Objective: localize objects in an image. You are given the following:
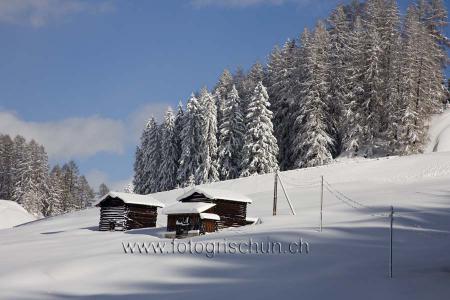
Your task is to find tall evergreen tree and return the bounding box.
[196,87,219,184]
[218,85,245,180]
[142,117,162,193]
[214,69,234,140]
[159,107,179,191]
[292,21,334,168]
[177,93,203,186]
[241,82,279,176]
[342,16,366,154]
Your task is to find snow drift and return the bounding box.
[0,200,36,230]
[426,109,450,153]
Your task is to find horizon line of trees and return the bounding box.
[0,134,96,217]
[133,0,448,194]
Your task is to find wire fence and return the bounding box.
[275,174,449,278]
[323,179,390,218]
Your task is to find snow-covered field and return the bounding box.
[1,112,450,299]
[425,109,450,153]
[1,151,450,299]
[0,200,36,230]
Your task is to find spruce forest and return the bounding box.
[0,134,95,217]
[134,0,449,194]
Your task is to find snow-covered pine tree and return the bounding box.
[241,82,279,177]
[214,69,234,141]
[141,117,162,193]
[0,135,14,200]
[159,107,179,191]
[342,16,366,155]
[267,40,299,170]
[362,7,384,152]
[292,21,334,168]
[397,4,444,154]
[61,161,81,212]
[241,62,266,115]
[380,0,402,145]
[30,141,50,216]
[77,176,95,208]
[233,66,247,100]
[177,93,203,186]
[218,85,245,180]
[48,165,64,216]
[133,119,153,194]
[418,0,448,111]
[11,136,33,206]
[173,102,184,184]
[124,183,134,193]
[196,87,219,184]
[328,5,351,155]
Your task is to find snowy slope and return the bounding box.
[0,200,36,230]
[425,109,450,153]
[1,152,450,299]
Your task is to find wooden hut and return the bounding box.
[96,192,164,231]
[176,187,252,229]
[162,202,220,238]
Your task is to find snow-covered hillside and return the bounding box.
[0,152,450,299]
[0,200,36,230]
[426,109,450,153]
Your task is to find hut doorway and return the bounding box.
[109,221,116,231]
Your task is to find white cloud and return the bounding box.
[0,100,172,160]
[0,110,126,159]
[0,0,114,27]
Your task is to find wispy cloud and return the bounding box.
[0,110,126,159]
[0,0,114,27]
[0,101,171,160]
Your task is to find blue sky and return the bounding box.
[0,0,448,191]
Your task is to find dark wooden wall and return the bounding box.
[202,219,217,233]
[99,205,126,231]
[179,193,248,229]
[208,200,247,228]
[125,205,158,230]
[98,197,158,231]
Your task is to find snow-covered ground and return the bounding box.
[425,109,450,153]
[0,200,36,230]
[1,111,450,299]
[1,151,450,299]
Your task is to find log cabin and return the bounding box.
[175,187,253,230]
[96,192,164,231]
[162,202,220,238]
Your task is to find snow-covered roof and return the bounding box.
[162,202,216,215]
[97,192,165,208]
[176,187,253,203]
[199,213,220,221]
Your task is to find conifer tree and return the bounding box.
[241,82,279,176]
[293,21,334,168]
[142,117,161,193]
[159,107,179,191]
[218,85,245,180]
[196,87,219,184]
[178,94,203,186]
